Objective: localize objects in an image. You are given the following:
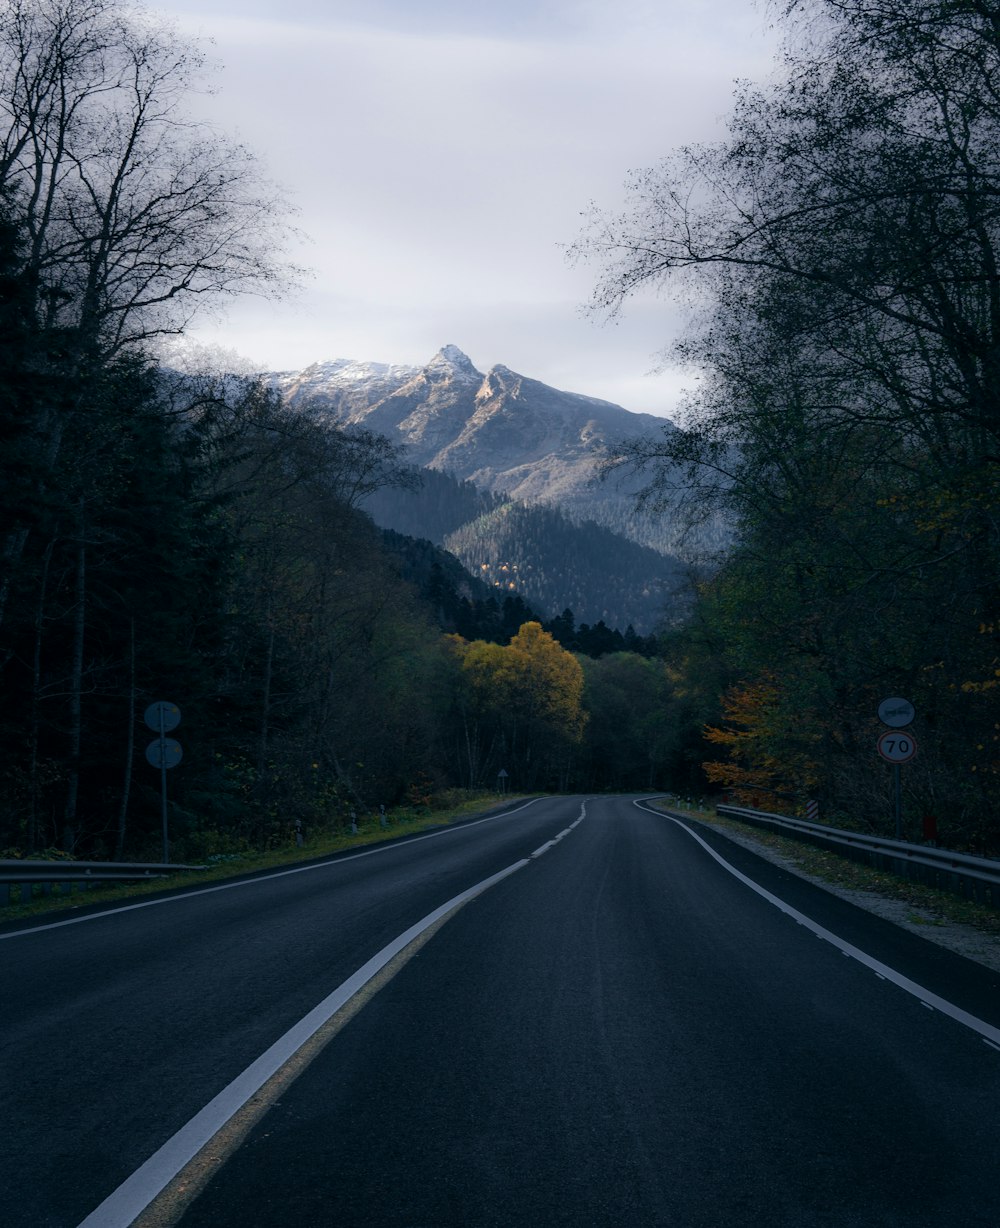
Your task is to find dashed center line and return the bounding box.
[532,801,587,859]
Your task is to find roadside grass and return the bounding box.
[652,799,1000,938]
[0,793,531,926]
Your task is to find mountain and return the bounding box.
[363,465,507,545]
[272,345,695,556]
[270,346,722,633]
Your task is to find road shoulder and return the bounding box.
[649,801,1000,974]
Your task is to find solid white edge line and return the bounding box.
[635,799,1000,1049]
[2,799,545,941]
[75,858,531,1228]
[76,798,594,1226]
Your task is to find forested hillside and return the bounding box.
[443,501,689,632]
[362,465,508,543]
[363,463,690,633]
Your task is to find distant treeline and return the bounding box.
[381,532,663,658]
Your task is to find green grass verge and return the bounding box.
[0,793,532,926]
[652,800,1000,938]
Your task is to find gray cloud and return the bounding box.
[155,0,777,416]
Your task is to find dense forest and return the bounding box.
[3,0,1000,864]
[577,0,1000,852]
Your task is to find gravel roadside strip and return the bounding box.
[662,806,1000,975]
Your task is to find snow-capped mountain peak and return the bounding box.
[428,344,481,379]
[269,346,678,550]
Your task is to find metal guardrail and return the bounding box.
[715,805,1000,907]
[0,859,205,906]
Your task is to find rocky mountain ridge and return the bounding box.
[272,345,681,553]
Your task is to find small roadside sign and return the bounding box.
[143,699,183,864]
[877,730,917,764]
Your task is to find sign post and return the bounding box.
[497,768,508,796]
[877,699,915,840]
[144,702,182,863]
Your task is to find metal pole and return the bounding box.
[159,709,169,863]
[894,763,902,841]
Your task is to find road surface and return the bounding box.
[3,795,999,1226]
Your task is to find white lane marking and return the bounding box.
[1,799,546,941]
[75,858,531,1228]
[635,800,1000,1049]
[531,801,587,859]
[985,1040,1000,1053]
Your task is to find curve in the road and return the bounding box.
[1,798,547,944]
[75,801,589,1228]
[638,799,1000,1050]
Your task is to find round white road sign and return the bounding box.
[877,730,917,764]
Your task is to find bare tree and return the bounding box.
[0,0,299,624]
[0,0,295,350]
[573,0,1000,462]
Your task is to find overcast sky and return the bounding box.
[154,0,779,418]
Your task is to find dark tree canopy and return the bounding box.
[573,0,1000,847]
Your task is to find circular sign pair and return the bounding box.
[143,701,183,769]
[876,696,916,762]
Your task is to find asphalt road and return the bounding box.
[4,795,1000,1227]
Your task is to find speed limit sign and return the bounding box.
[877,730,917,764]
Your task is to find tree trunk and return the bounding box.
[62,510,86,853]
[114,617,136,861]
[257,623,275,789]
[463,716,481,789]
[27,537,56,853]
